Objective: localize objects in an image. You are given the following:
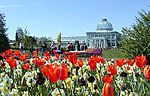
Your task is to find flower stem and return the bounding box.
[64,81,68,95]
[56,83,62,96]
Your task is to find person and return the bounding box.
[42,42,47,55]
[35,46,39,53]
[77,43,80,51]
[67,42,70,51]
[29,46,34,57]
[75,44,78,51]
[83,43,87,51]
[80,44,84,51]
[19,42,24,53]
[74,41,80,51]
[85,44,87,50]
[57,41,61,50]
[70,43,74,51]
[50,42,56,55]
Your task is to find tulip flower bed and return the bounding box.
[0,49,150,96]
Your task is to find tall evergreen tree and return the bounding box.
[0,13,10,53]
[121,10,150,64]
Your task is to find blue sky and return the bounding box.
[0,0,149,40]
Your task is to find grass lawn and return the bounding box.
[103,49,127,59]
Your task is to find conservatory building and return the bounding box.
[34,18,121,49]
[86,18,121,48]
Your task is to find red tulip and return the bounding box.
[6,57,11,64]
[116,59,125,67]
[14,50,22,56]
[77,59,84,67]
[126,59,134,66]
[69,53,77,65]
[55,54,59,59]
[126,65,130,70]
[1,52,6,58]
[32,59,36,64]
[5,56,16,69]
[64,55,69,60]
[7,58,16,69]
[53,50,57,54]
[100,57,105,64]
[41,64,61,83]
[49,65,61,83]
[108,64,117,76]
[20,55,27,61]
[44,51,50,57]
[102,75,113,84]
[41,65,50,77]
[41,63,69,83]
[10,59,17,69]
[5,49,13,56]
[33,51,37,58]
[24,53,29,58]
[96,56,105,64]
[95,56,101,63]
[88,56,97,70]
[23,63,30,70]
[102,83,114,96]
[134,55,147,68]
[60,63,68,80]
[45,56,50,61]
[36,58,44,67]
[143,65,150,80]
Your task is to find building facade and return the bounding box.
[19,18,121,50]
[59,18,121,49]
[86,18,121,49]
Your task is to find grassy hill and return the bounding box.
[103,49,127,59]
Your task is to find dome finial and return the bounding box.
[102,18,107,21]
[96,18,113,32]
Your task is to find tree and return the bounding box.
[22,35,37,49]
[57,32,61,50]
[121,10,150,64]
[0,13,10,53]
[15,27,24,49]
[15,27,37,50]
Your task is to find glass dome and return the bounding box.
[96,18,113,31]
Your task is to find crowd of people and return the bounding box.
[18,41,88,56]
[67,42,87,51]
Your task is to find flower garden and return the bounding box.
[0,49,150,96]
